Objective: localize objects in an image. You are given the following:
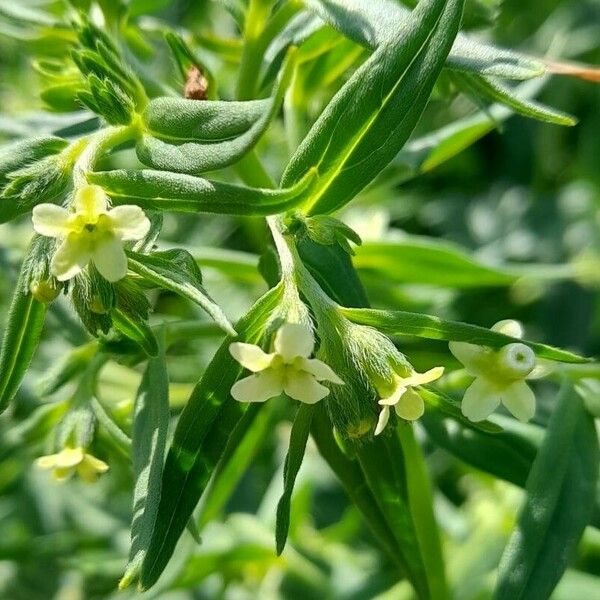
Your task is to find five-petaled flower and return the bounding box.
[32,184,150,282]
[450,319,537,422]
[374,367,444,435]
[229,322,344,404]
[36,446,109,483]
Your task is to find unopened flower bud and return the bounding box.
[30,280,60,303]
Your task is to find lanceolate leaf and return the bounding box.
[142,97,271,143]
[296,237,369,307]
[136,49,296,175]
[305,0,545,80]
[309,405,405,565]
[139,284,283,590]
[275,403,314,555]
[340,308,590,364]
[454,72,576,126]
[120,332,170,589]
[282,0,464,215]
[126,249,236,336]
[423,411,600,530]
[355,435,432,599]
[353,239,517,288]
[0,135,67,186]
[422,411,543,489]
[88,167,316,215]
[494,383,600,600]
[197,403,275,528]
[0,257,47,413]
[112,308,159,358]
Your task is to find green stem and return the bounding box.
[73,121,141,188]
[236,0,273,100]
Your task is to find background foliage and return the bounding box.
[0,0,599,599]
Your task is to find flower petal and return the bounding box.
[502,380,536,422]
[36,454,58,469]
[51,234,92,281]
[92,235,128,282]
[284,370,329,404]
[231,369,284,402]
[78,454,109,483]
[449,341,494,376]
[298,357,344,384]
[229,342,274,372]
[74,184,108,220]
[492,319,523,339]
[379,385,407,406]
[274,322,314,360]
[374,405,390,436]
[394,388,424,421]
[32,204,71,237]
[108,205,151,241]
[401,366,444,387]
[53,467,75,482]
[461,377,502,422]
[53,447,85,468]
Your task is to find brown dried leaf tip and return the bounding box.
[184,66,209,100]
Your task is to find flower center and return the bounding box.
[496,343,535,379]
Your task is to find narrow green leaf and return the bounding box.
[88,166,316,215]
[355,435,431,598]
[353,239,517,288]
[112,308,159,357]
[397,424,449,600]
[341,307,591,364]
[306,0,545,80]
[310,405,404,566]
[143,97,271,143]
[422,411,542,491]
[139,285,283,590]
[422,410,600,530]
[392,78,549,178]
[126,249,235,336]
[455,72,577,126]
[198,403,275,527]
[282,0,465,215]
[0,135,67,186]
[275,403,314,555]
[0,259,47,413]
[494,383,600,599]
[296,237,369,307]
[136,48,296,175]
[120,332,170,589]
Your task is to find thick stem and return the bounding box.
[72,121,141,188]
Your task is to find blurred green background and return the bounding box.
[0,0,599,598]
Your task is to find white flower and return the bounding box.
[32,184,151,282]
[374,366,444,435]
[36,446,109,483]
[449,319,537,422]
[229,322,344,404]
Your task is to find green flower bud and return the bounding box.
[30,280,61,304]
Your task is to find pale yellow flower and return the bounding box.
[36,446,109,483]
[450,319,537,422]
[229,322,344,404]
[374,367,444,435]
[32,184,150,282]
